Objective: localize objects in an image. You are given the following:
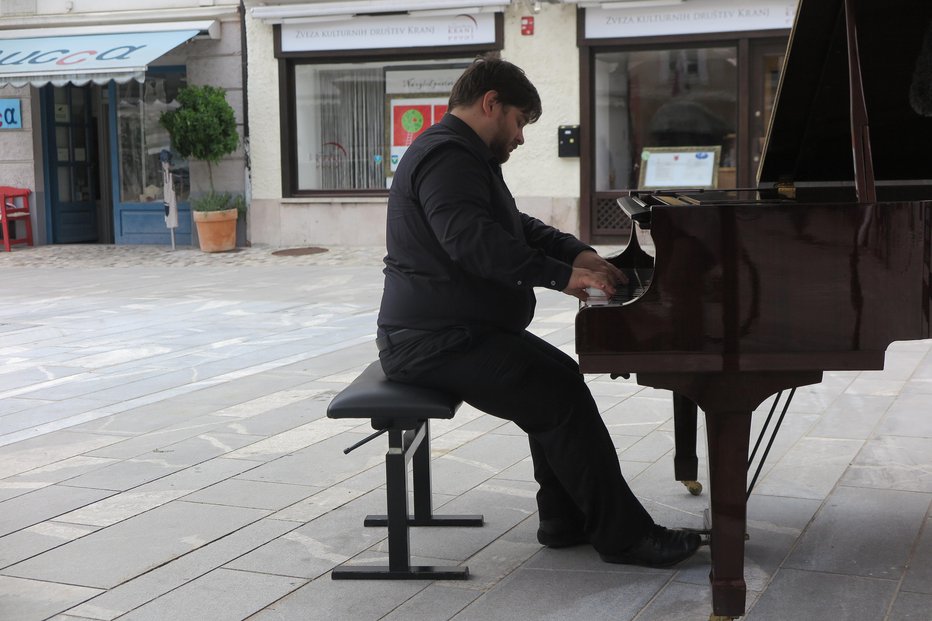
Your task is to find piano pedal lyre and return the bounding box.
[698,511,751,543]
[681,527,712,547]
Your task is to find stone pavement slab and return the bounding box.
[4,502,270,588]
[65,519,299,620]
[0,575,101,621]
[0,484,116,537]
[449,565,670,621]
[784,486,929,579]
[115,568,304,621]
[744,568,897,621]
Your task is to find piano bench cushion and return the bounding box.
[327,361,462,431]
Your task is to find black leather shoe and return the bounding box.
[537,520,588,549]
[598,526,701,568]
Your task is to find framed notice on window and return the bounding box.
[386,95,448,174]
[638,146,721,190]
[383,64,466,179]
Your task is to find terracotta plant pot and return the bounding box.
[193,208,238,252]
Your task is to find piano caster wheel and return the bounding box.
[709,615,739,621]
[682,480,703,495]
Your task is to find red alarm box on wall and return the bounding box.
[521,16,534,36]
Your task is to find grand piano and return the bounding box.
[576,0,932,618]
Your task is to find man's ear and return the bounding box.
[480,90,499,116]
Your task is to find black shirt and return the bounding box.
[378,114,593,334]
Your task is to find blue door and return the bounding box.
[42,85,99,243]
[108,69,192,245]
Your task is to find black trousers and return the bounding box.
[379,327,653,554]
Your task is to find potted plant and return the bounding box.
[159,84,242,252]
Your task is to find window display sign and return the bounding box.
[638,146,721,189]
[384,64,464,176]
[385,66,464,95]
[388,97,448,173]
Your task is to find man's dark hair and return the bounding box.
[448,55,542,123]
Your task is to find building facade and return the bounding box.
[0,0,245,246]
[1,0,797,248]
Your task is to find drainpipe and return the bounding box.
[239,0,251,244]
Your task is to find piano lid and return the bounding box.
[758,0,932,188]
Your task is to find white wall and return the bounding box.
[501,2,581,234]
[501,2,580,200]
[244,11,282,201]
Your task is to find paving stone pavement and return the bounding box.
[0,243,929,621]
[0,243,385,268]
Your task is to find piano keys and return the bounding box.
[584,267,652,306]
[575,0,932,618]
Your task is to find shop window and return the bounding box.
[594,47,737,191]
[116,69,190,204]
[292,59,470,192]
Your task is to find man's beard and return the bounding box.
[489,137,512,164]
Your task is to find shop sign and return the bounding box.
[0,99,22,129]
[585,0,797,39]
[281,12,496,52]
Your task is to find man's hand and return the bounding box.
[563,267,615,301]
[572,250,627,285]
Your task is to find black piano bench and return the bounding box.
[326,361,484,580]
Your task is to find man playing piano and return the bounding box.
[376,55,700,567]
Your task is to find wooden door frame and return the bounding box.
[745,38,790,187]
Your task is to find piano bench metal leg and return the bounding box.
[331,422,482,582]
[364,515,484,527]
[332,565,469,580]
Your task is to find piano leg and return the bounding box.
[704,408,752,619]
[636,370,822,620]
[672,393,702,495]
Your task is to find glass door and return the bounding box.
[584,36,791,242]
[590,45,738,237]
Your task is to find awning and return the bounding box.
[0,23,212,88]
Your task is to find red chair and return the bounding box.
[0,186,33,252]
